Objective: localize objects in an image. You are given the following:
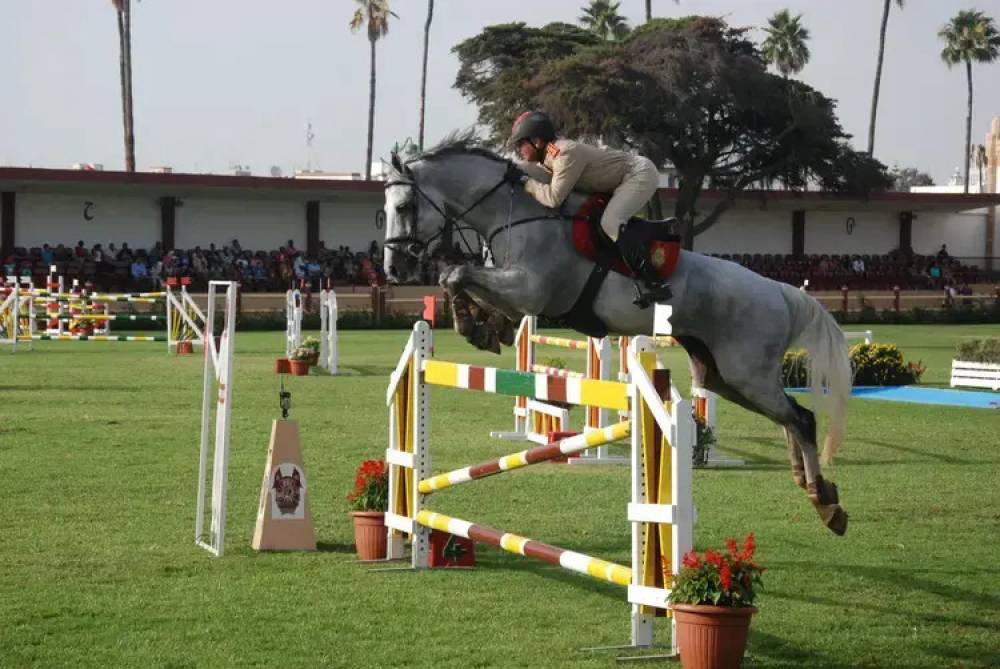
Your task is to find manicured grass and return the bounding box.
[1,324,998,668]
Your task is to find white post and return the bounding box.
[285,289,303,357]
[319,289,338,374]
[195,281,237,557]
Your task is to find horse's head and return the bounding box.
[382,152,448,284]
[382,137,514,284]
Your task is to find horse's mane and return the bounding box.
[408,130,508,166]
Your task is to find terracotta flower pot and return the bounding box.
[275,358,291,374]
[672,604,757,669]
[304,351,319,366]
[177,341,194,355]
[351,511,387,561]
[289,360,311,376]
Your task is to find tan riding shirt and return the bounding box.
[522,139,640,208]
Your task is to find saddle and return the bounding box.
[553,195,681,338]
[571,195,681,279]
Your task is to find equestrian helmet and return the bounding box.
[509,111,556,146]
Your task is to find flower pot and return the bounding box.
[672,604,757,669]
[289,360,311,376]
[176,341,194,355]
[275,358,291,374]
[304,351,319,366]
[351,511,387,561]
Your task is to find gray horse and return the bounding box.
[382,138,852,535]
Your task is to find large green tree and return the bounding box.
[453,18,889,246]
[579,1,629,41]
[760,9,810,78]
[351,0,397,180]
[111,0,135,172]
[938,10,1000,193]
[868,0,904,155]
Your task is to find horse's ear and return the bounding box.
[390,151,403,174]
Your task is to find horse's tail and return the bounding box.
[782,284,852,464]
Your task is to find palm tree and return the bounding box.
[579,0,629,41]
[939,10,1000,193]
[111,0,135,172]
[350,0,397,180]
[974,144,988,192]
[644,0,679,22]
[867,0,904,156]
[417,0,434,152]
[760,9,811,78]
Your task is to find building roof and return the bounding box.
[1,167,998,212]
[0,167,384,201]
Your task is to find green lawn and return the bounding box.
[1,324,998,668]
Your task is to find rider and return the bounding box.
[507,110,672,305]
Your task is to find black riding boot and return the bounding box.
[616,223,673,308]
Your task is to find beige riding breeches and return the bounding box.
[599,156,659,240]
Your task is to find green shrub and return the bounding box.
[954,338,1000,364]
[782,343,925,387]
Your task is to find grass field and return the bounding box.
[1,324,998,668]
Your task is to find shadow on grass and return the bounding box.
[316,541,358,554]
[848,437,979,465]
[335,365,395,377]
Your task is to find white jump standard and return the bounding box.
[194,281,238,557]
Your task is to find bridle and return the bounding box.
[383,159,563,264]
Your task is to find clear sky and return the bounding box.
[2,0,998,184]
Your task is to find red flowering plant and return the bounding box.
[668,533,764,607]
[347,460,389,512]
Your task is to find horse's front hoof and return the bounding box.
[814,502,848,536]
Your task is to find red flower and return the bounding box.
[739,533,756,561]
[726,537,739,560]
[720,562,732,591]
[682,551,702,569]
[705,550,724,568]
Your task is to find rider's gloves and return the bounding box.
[504,162,527,185]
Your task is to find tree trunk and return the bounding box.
[418,0,434,152]
[115,9,131,172]
[365,37,377,180]
[964,58,972,194]
[123,0,135,172]
[867,0,891,156]
[645,0,652,22]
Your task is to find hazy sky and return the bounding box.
[3,0,999,184]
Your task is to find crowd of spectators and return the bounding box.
[1,239,386,292]
[714,244,984,292]
[3,239,988,294]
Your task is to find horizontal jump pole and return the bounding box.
[17,291,167,299]
[530,334,589,350]
[422,360,629,411]
[530,363,584,379]
[19,335,167,342]
[415,510,632,587]
[38,314,167,322]
[419,421,630,494]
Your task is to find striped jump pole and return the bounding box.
[416,510,632,586]
[22,335,167,342]
[493,315,621,464]
[40,314,167,322]
[419,421,630,493]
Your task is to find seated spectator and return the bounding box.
[74,241,88,258]
[286,239,298,257]
[130,258,150,287]
[937,244,949,261]
[40,244,54,265]
[851,256,865,274]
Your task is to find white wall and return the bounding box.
[912,212,990,259]
[319,194,383,253]
[804,210,898,255]
[15,193,159,249]
[176,199,304,250]
[694,210,792,254]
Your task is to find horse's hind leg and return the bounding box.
[684,340,847,535]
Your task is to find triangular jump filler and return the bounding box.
[252,420,317,551]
